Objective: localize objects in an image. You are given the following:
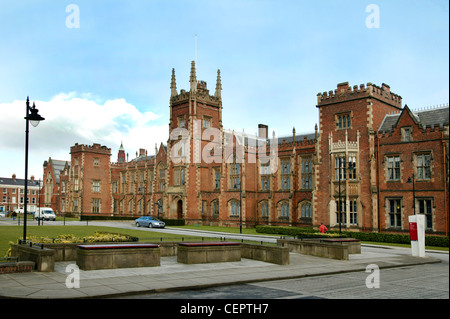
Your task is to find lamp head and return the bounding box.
[26,101,45,127]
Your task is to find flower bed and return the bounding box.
[24,231,139,244]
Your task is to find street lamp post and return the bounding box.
[407,173,416,215]
[23,97,45,243]
[154,202,161,219]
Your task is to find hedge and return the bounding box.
[79,215,186,226]
[256,226,449,248]
[160,218,185,226]
[23,231,139,244]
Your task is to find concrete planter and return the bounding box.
[242,243,289,265]
[76,244,161,270]
[177,242,241,264]
[277,238,361,260]
[10,244,55,272]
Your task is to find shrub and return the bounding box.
[255,226,345,239]
[161,218,185,226]
[256,226,449,247]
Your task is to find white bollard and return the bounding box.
[408,214,425,257]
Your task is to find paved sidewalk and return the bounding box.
[0,246,442,299]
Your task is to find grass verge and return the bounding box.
[0,225,197,256]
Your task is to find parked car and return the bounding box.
[135,216,165,228]
[35,207,56,221]
[0,212,6,218]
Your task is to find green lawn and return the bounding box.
[0,225,199,257]
[171,225,278,236]
[2,224,446,257]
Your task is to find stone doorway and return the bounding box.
[177,199,183,219]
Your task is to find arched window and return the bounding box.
[300,201,312,218]
[260,201,269,218]
[278,201,289,219]
[211,199,219,216]
[229,200,240,217]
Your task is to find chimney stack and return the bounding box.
[258,124,268,139]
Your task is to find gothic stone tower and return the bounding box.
[166,61,223,223]
[314,82,402,232]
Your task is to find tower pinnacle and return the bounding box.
[215,69,222,99]
[171,68,177,97]
[190,60,197,92]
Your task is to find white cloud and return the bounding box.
[0,93,168,179]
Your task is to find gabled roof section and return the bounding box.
[50,159,69,184]
[379,104,449,133]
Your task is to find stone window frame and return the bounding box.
[401,126,412,142]
[300,156,313,190]
[277,200,289,219]
[92,198,101,214]
[259,200,269,218]
[279,157,291,191]
[335,112,352,130]
[414,152,432,181]
[177,115,186,129]
[299,200,312,219]
[202,115,212,129]
[387,197,403,229]
[229,199,240,217]
[384,154,402,181]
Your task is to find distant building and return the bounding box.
[0,174,41,213]
[40,62,449,234]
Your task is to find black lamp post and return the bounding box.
[23,97,45,243]
[407,173,416,215]
[154,202,162,219]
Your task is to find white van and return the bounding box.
[35,207,56,221]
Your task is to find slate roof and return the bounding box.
[379,106,449,133]
[277,132,316,144]
[0,177,40,188]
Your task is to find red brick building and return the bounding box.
[0,174,41,213]
[40,62,449,234]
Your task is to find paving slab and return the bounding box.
[0,246,442,299]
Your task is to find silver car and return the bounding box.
[135,216,166,228]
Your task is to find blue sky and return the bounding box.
[0,0,448,179]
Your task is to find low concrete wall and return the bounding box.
[10,244,55,272]
[242,243,289,265]
[144,241,178,257]
[177,242,242,264]
[278,238,353,260]
[76,244,161,270]
[303,238,361,255]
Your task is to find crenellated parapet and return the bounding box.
[317,82,402,109]
[70,143,111,155]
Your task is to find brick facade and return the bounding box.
[0,174,40,213]
[40,62,449,234]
